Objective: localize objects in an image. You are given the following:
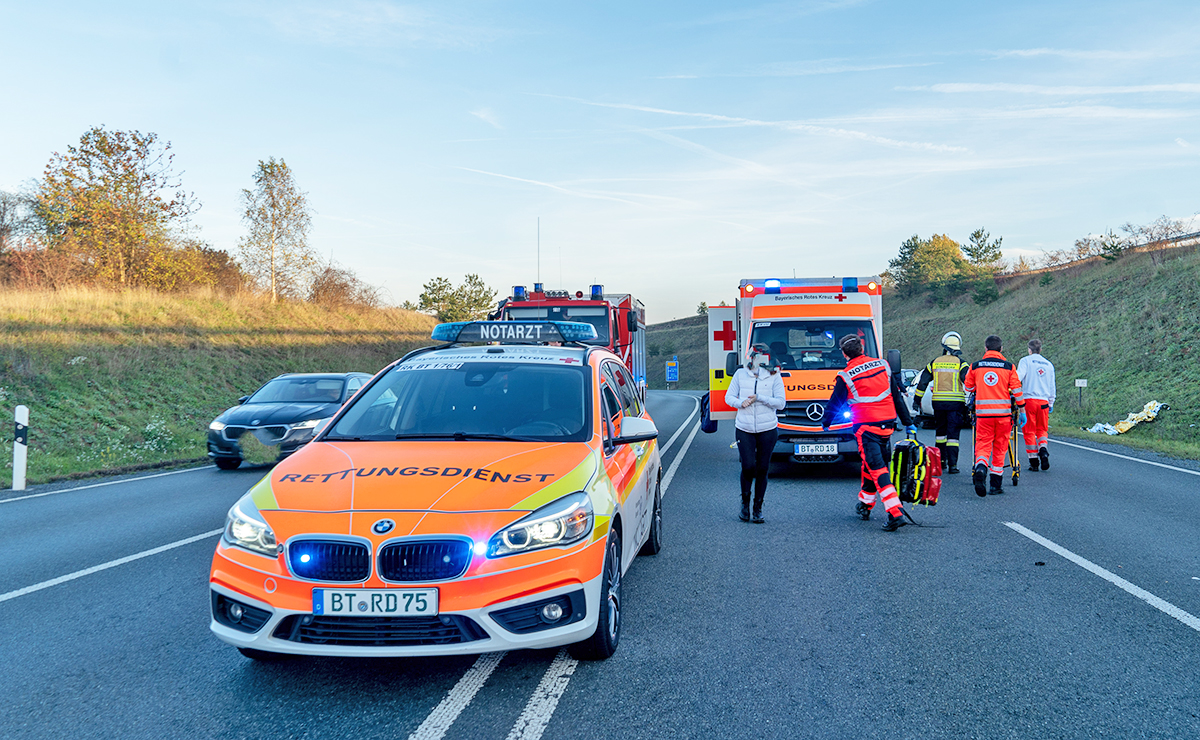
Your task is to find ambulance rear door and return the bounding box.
[707,304,739,420]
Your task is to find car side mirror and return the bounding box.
[886,349,901,375]
[626,311,638,333]
[237,395,250,405]
[614,416,658,446]
[725,351,738,377]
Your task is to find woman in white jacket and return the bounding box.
[725,343,787,523]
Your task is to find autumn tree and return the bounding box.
[238,157,315,302]
[418,274,498,322]
[32,126,197,288]
[309,259,381,308]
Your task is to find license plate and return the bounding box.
[795,443,837,455]
[313,588,438,616]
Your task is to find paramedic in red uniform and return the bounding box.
[1017,338,1056,472]
[821,335,915,532]
[963,335,1024,497]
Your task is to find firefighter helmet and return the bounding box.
[941,331,962,352]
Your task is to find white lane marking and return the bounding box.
[505,649,578,740]
[0,465,213,505]
[0,528,223,604]
[1050,437,1200,477]
[659,395,700,456]
[407,651,505,740]
[661,419,701,498]
[1003,521,1200,633]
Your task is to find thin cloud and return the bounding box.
[537,94,969,153]
[455,167,652,208]
[1178,138,1193,148]
[902,83,1200,95]
[685,0,872,26]
[991,48,1174,60]
[469,108,503,129]
[245,1,497,48]
[814,105,1193,124]
[655,60,936,79]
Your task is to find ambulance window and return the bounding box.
[601,385,621,444]
[749,321,878,370]
[605,362,641,417]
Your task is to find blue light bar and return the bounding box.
[533,282,544,293]
[513,285,528,301]
[764,278,781,294]
[590,284,603,300]
[431,321,598,344]
[842,277,859,293]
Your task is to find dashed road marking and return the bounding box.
[0,528,223,604]
[407,651,506,740]
[659,394,699,457]
[1004,521,1200,633]
[1050,438,1200,477]
[0,465,213,505]
[505,649,578,740]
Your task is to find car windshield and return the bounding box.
[249,377,345,404]
[505,306,610,346]
[749,320,879,370]
[327,361,589,442]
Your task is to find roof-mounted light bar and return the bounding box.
[432,321,599,344]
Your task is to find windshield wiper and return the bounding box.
[394,432,541,442]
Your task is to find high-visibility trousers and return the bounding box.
[856,425,901,514]
[974,415,1012,477]
[1023,400,1050,458]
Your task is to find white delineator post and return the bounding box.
[13,405,28,491]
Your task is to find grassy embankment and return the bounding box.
[0,288,437,485]
[647,248,1199,459]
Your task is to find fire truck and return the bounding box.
[495,283,647,395]
[707,276,901,463]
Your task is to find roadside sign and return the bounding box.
[1075,379,1088,387]
[665,357,679,383]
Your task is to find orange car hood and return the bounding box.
[254,439,598,514]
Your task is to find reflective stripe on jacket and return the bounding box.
[915,353,969,404]
[836,356,896,424]
[964,350,1024,417]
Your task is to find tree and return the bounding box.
[32,126,197,288]
[886,234,924,290]
[309,259,381,308]
[964,228,1004,267]
[697,301,708,315]
[0,190,33,252]
[418,274,498,322]
[238,157,315,302]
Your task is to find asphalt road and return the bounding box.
[3,391,1199,739]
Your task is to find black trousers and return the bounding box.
[932,401,966,469]
[736,427,778,504]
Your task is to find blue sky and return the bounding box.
[2,0,1198,321]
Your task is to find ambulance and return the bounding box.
[496,283,647,397]
[707,277,899,463]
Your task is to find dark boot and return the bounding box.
[947,445,960,474]
[882,509,907,532]
[973,464,987,497]
[856,502,872,521]
[1029,456,1040,472]
[1039,447,1050,471]
[751,498,765,523]
[739,494,750,522]
[988,474,1004,495]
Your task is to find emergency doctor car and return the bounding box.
[209,321,663,661]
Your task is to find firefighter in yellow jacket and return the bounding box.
[913,331,970,474]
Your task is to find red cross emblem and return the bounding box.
[713,321,736,351]
[834,294,847,302]
[559,357,580,364]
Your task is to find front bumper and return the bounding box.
[209,537,606,657]
[206,429,313,462]
[774,429,858,463]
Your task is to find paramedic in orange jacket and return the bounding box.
[821,335,915,532]
[963,335,1024,497]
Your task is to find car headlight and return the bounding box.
[488,491,593,558]
[222,495,278,557]
[209,420,227,431]
[289,418,328,432]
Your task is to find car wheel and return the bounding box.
[215,458,242,471]
[638,479,662,556]
[237,647,293,662]
[568,531,621,661]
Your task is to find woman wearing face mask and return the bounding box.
[724,343,787,523]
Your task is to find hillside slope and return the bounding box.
[646,315,708,390]
[0,289,437,484]
[884,247,1199,458]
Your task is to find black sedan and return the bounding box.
[207,372,372,470]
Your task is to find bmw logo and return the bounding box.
[252,419,261,425]
[372,519,395,535]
